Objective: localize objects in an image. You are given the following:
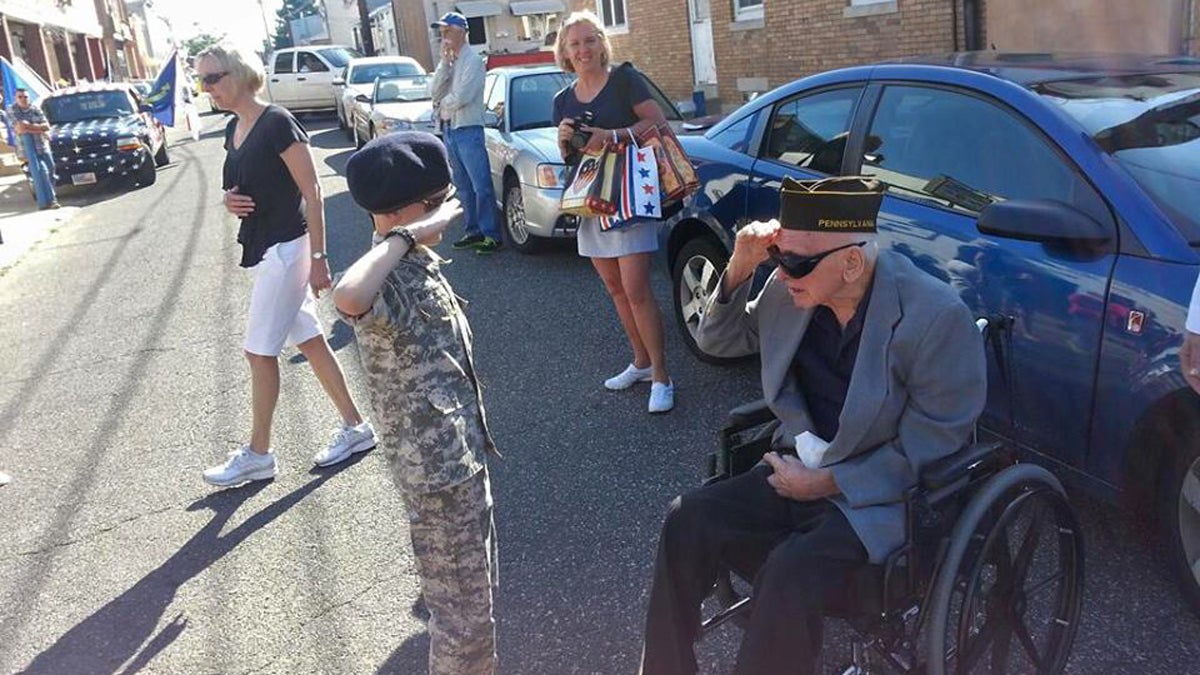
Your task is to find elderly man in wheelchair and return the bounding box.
[639,177,1084,675]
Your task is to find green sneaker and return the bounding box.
[452,234,485,250]
[475,237,502,255]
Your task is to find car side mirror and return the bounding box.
[483,110,501,128]
[355,93,371,104]
[332,78,345,86]
[977,199,1113,259]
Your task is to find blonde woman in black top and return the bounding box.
[197,44,375,487]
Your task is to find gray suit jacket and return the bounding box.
[697,250,987,563]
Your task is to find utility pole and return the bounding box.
[258,0,275,52]
[357,0,375,55]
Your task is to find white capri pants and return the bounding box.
[244,234,323,357]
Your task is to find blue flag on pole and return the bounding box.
[146,50,178,127]
[1,56,52,148]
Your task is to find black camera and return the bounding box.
[569,110,596,152]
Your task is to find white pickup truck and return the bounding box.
[265,46,360,112]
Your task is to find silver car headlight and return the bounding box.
[379,118,412,133]
[535,163,568,189]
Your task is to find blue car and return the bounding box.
[664,53,1200,614]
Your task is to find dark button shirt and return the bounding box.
[792,291,871,442]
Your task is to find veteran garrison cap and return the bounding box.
[779,175,886,233]
[346,131,451,214]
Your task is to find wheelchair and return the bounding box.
[697,399,1085,675]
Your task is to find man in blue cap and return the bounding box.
[334,131,499,675]
[429,11,502,255]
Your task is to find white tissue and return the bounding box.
[794,431,830,469]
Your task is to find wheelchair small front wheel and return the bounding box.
[925,464,1084,675]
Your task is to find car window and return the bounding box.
[315,47,361,69]
[862,85,1105,219]
[43,91,136,123]
[708,111,758,154]
[509,72,574,131]
[350,62,423,84]
[375,76,432,103]
[273,52,294,74]
[762,87,862,174]
[297,52,329,73]
[638,72,683,122]
[1034,72,1200,240]
[486,73,506,122]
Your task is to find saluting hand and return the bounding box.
[407,199,464,247]
[722,219,781,294]
[223,186,255,218]
[762,452,840,502]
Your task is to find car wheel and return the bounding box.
[346,113,357,141]
[503,180,543,254]
[135,156,157,187]
[1160,434,1200,617]
[354,121,365,149]
[153,140,169,167]
[671,236,734,364]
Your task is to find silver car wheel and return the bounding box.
[678,253,720,340]
[1179,453,1200,591]
[505,184,530,245]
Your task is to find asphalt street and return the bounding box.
[0,113,1197,675]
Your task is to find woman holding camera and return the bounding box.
[552,10,675,414]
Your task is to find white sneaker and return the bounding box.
[313,421,377,467]
[649,380,675,414]
[604,364,654,391]
[0,471,11,486]
[203,446,278,487]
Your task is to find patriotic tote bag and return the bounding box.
[600,134,661,231]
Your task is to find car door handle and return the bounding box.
[296,77,307,82]
[270,78,279,82]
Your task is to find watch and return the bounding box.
[384,227,417,250]
[311,251,328,261]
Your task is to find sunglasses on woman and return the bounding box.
[767,241,866,279]
[200,72,229,86]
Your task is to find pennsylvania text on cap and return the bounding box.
[779,176,886,233]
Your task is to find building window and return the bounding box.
[734,0,763,21]
[467,16,489,45]
[597,0,627,31]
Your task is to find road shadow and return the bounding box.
[15,455,367,675]
[288,319,356,364]
[375,631,431,675]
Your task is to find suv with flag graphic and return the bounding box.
[41,84,168,190]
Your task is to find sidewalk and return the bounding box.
[0,170,80,272]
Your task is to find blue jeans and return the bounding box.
[444,125,499,240]
[21,134,57,208]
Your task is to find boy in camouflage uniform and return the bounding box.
[333,132,498,675]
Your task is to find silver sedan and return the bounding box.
[352,75,439,148]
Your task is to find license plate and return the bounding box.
[71,172,97,185]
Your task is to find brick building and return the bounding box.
[0,0,109,85]
[563,0,1197,113]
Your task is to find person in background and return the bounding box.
[551,10,675,413]
[7,88,59,210]
[335,132,499,675]
[1180,275,1200,395]
[195,44,375,487]
[429,11,502,256]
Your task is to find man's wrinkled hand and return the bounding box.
[732,219,780,269]
[763,451,839,502]
[1182,331,1200,395]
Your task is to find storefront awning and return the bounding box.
[455,1,503,18]
[509,0,566,16]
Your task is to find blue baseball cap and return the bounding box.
[431,12,469,30]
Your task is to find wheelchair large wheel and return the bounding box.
[926,464,1084,675]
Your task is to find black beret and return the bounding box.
[779,175,885,233]
[346,131,451,214]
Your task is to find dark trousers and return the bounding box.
[640,465,869,675]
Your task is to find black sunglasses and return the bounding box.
[768,241,866,279]
[200,71,229,86]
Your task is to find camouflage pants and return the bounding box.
[404,468,498,675]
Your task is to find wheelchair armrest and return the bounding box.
[921,441,1006,492]
[725,399,776,429]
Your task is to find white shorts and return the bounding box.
[244,235,323,357]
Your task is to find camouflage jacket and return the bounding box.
[340,246,495,495]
